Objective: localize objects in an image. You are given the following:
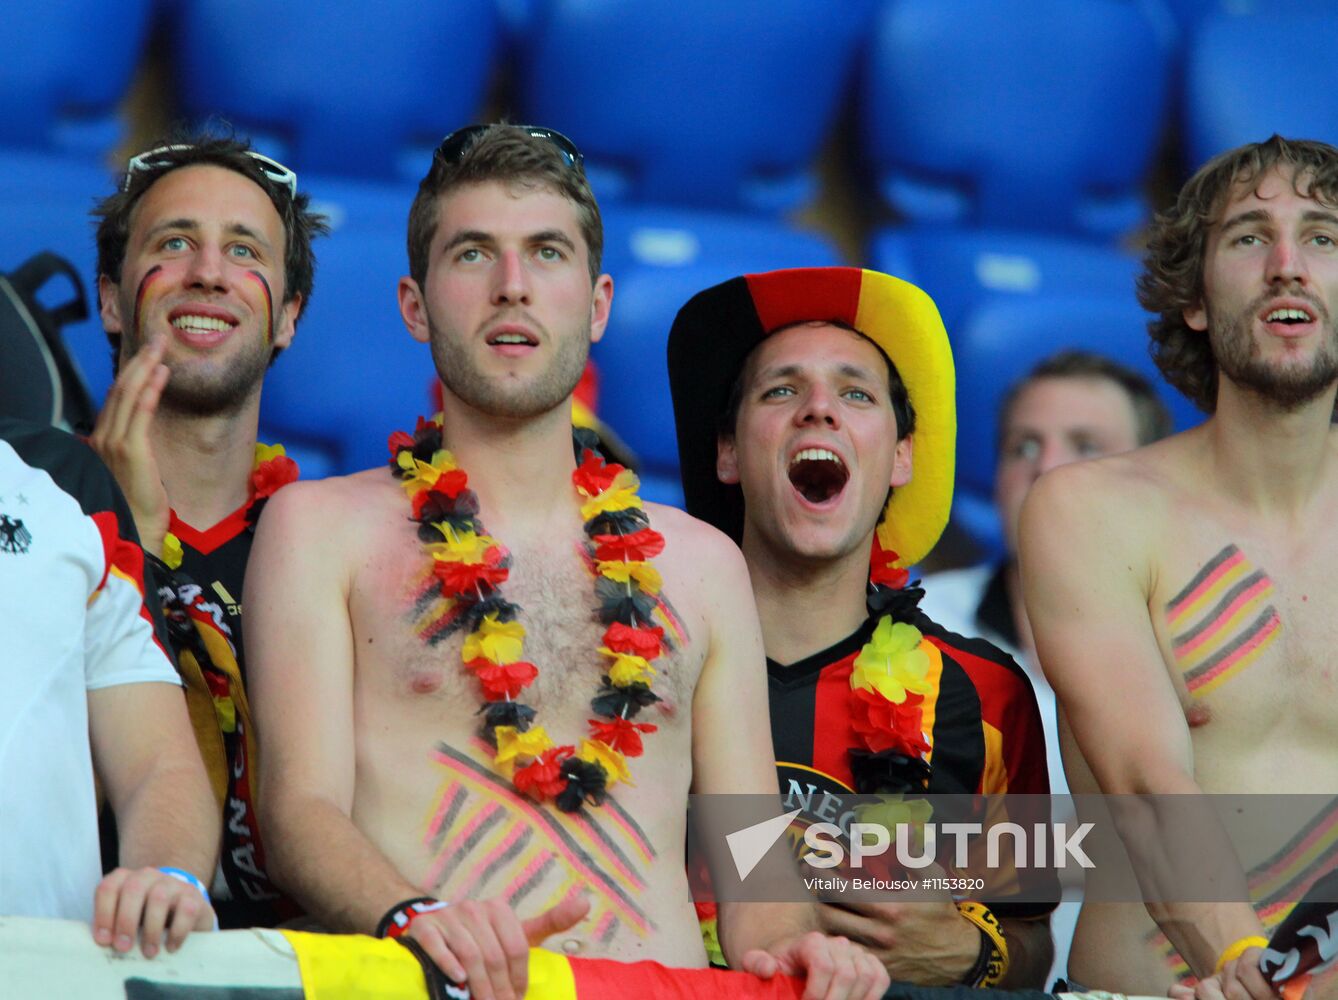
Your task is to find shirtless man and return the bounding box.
[1021,135,1338,998]
[245,124,887,1000]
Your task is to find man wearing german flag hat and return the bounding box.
[669,267,1055,988]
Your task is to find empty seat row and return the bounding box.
[7,2,1335,241]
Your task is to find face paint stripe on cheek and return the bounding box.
[245,270,274,346]
[132,265,164,338]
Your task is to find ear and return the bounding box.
[1183,300,1208,332]
[399,276,431,344]
[588,273,613,345]
[716,435,740,485]
[273,293,301,351]
[98,274,123,334]
[890,434,913,490]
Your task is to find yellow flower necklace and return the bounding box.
[845,527,935,793]
[390,416,669,813]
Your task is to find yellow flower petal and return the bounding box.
[399,450,458,496]
[579,469,645,520]
[462,614,526,665]
[579,739,632,786]
[430,528,495,564]
[850,618,931,703]
[596,560,662,593]
[853,795,935,849]
[253,441,287,466]
[601,649,655,686]
[494,725,555,777]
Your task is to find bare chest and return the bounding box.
[1151,529,1338,729]
[349,526,700,726]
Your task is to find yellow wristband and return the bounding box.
[1216,935,1269,974]
[956,901,1010,987]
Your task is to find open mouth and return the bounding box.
[788,448,849,504]
[1263,306,1315,326]
[486,328,538,348]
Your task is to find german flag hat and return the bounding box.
[667,267,955,569]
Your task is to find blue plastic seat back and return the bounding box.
[0,151,119,402]
[859,0,1173,238]
[0,1,153,153]
[516,0,872,214]
[259,224,438,475]
[1184,10,1338,170]
[173,0,499,180]
[869,227,1143,337]
[594,206,842,477]
[951,294,1203,552]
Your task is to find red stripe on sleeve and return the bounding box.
[928,637,1049,795]
[91,509,170,658]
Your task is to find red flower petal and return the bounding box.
[850,687,929,756]
[434,555,510,598]
[388,430,415,456]
[513,747,571,799]
[572,450,621,496]
[869,536,908,589]
[602,622,665,659]
[467,659,538,700]
[250,456,299,499]
[592,528,665,562]
[588,717,657,757]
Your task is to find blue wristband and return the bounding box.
[157,867,219,930]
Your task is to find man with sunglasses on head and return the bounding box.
[90,133,328,929]
[245,124,889,1000]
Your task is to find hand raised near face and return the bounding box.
[90,336,172,556]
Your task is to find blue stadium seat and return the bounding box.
[515,0,872,213]
[0,2,153,155]
[173,1,500,181]
[868,228,1143,336]
[0,152,116,402]
[258,226,438,475]
[595,208,842,486]
[1184,10,1338,169]
[950,294,1203,554]
[859,0,1173,238]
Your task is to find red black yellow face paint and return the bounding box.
[245,270,274,346]
[132,265,164,339]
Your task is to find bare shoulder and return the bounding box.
[263,467,397,525]
[644,503,749,576]
[1024,435,1187,542]
[253,467,401,569]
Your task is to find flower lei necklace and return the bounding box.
[161,442,299,569]
[390,415,669,813]
[844,527,934,795]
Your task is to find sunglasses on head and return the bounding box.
[432,124,585,172]
[122,144,299,199]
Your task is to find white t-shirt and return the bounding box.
[0,425,179,921]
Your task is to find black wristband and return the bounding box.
[960,922,994,987]
[375,895,444,939]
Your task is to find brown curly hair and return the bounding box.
[1138,135,1338,412]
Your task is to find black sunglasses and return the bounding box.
[433,124,585,172]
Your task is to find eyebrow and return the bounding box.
[141,218,274,252]
[440,228,578,254]
[1218,208,1269,236]
[1218,207,1338,236]
[753,361,882,383]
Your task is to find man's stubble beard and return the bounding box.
[428,312,591,420]
[1210,291,1338,411]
